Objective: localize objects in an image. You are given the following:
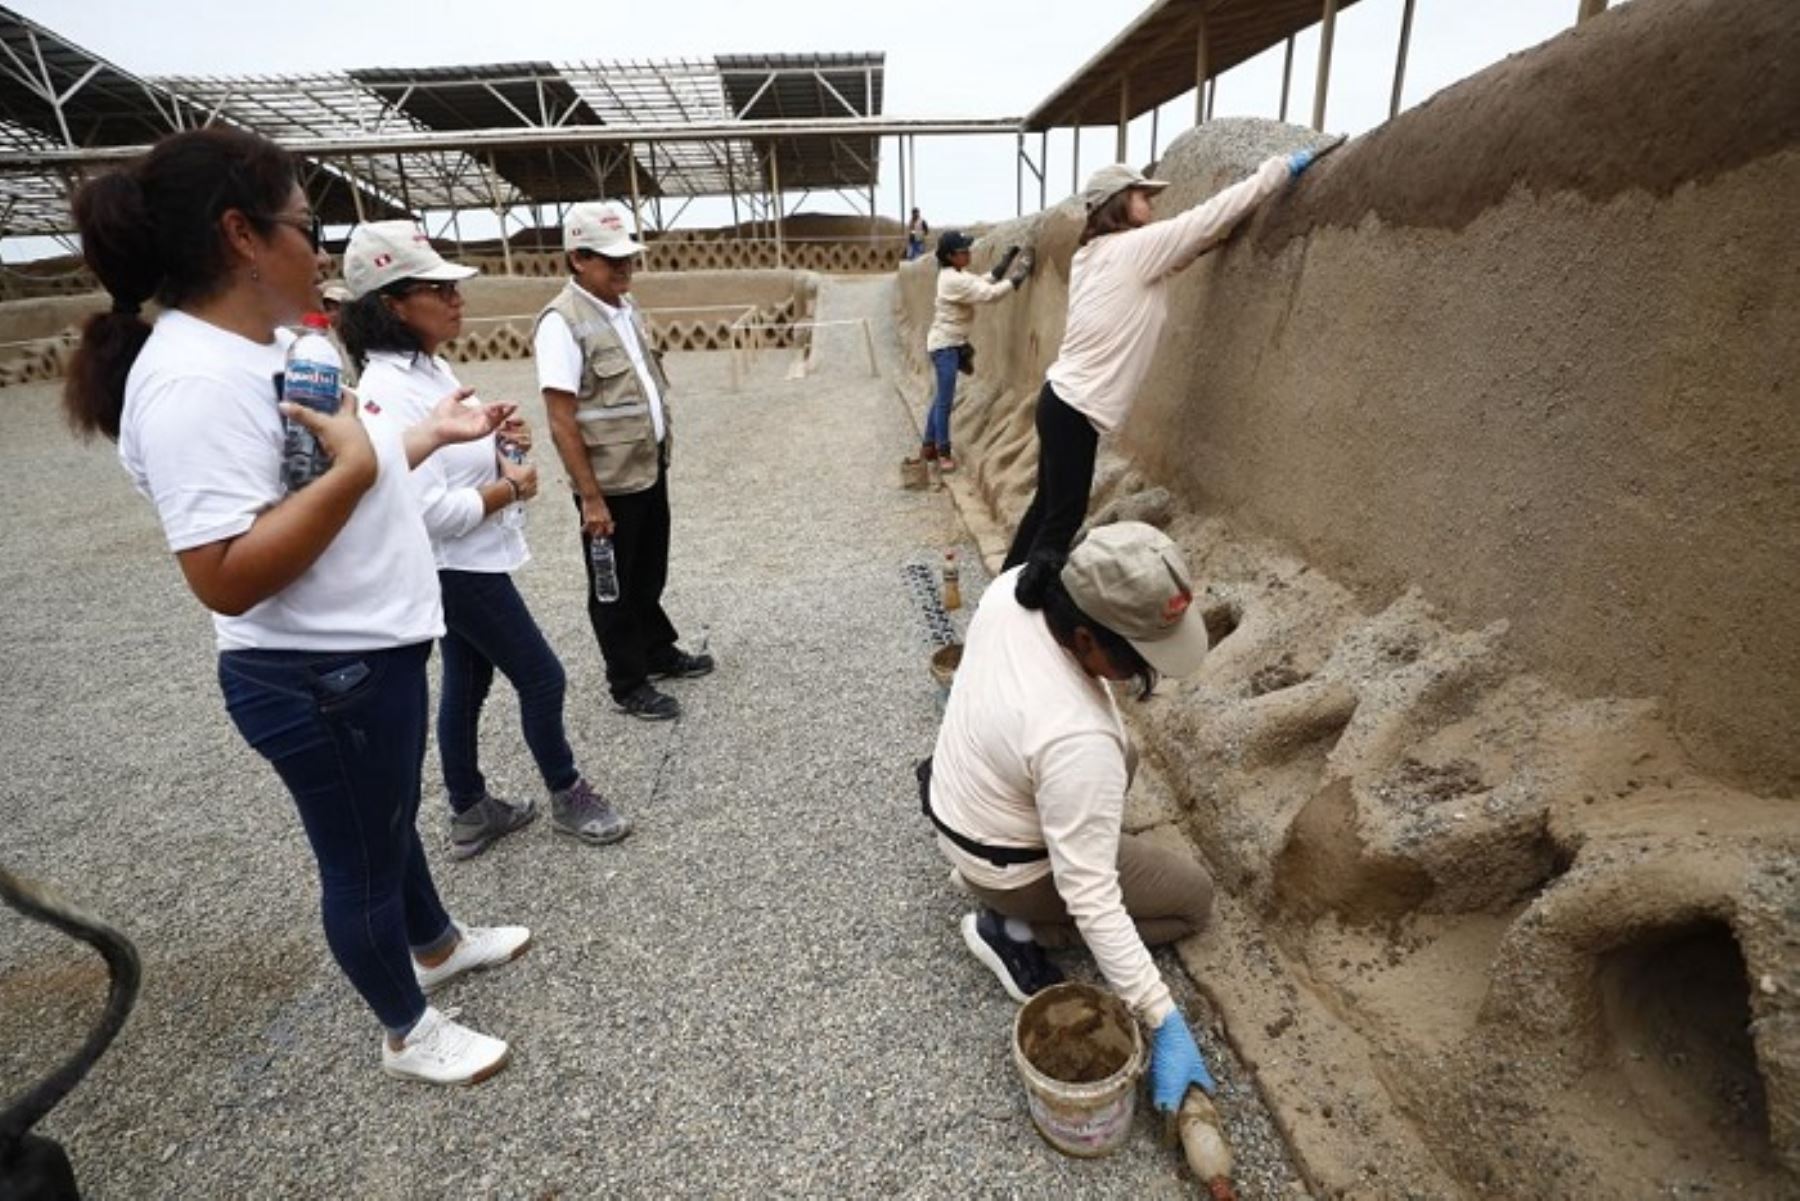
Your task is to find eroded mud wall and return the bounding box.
[903,0,1800,795]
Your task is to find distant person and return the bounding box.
[923,231,1034,471]
[536,201,713,721]
[922,523,1219,1115]
[318,280,357,387]
[64,127,528,1086]
[340,220,633,858]
[905,207,930,261]
[1003,144,1339,569]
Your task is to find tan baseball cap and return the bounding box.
[342,221,477,298]
[320,281,353,304]
[1081,164,1170,213]
[564,201,646,257]
[1061,522,1209,677]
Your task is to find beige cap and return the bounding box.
[320,281,353,304]
[564,201,646,257]
[1081,164,1170,213]
[1062,522,1209,677]
[343,222,477,299]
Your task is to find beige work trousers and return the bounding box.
[963,833,1214,949]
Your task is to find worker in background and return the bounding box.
[922,522,1220,1114]
[921,231,1033,472]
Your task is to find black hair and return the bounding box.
[337,286,424,371]
[935,236,970,268]
[65,127,298,440]
[1014,549,1158,701]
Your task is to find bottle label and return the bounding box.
[284,362,340,413]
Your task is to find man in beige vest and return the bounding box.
[537,201,713,720]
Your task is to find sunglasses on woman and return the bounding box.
[394,280,462,301]
[262,210,325,252]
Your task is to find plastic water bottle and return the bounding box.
[589,535,621,604]
[497,436,527,532]
[942,550,962,611]
[280,313,343,491]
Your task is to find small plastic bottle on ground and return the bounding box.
[589,535,621,604]
[280,314,343,491]
[1176,1088,1236,1200]
[942,550,962,611]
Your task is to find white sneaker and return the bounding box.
[381,1006,510,1086]
[415,922,533,994]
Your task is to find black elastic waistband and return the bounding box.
[916,758,1049,868]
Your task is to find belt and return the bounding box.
[915,757,1049,868]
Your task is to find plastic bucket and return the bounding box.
[929,643,963,694]
[1011,982,1145,1158]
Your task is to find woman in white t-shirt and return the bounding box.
[339,221,632,860]
[1002,144,1339,570]
[63,128,529,1086]
[924,524,1220,1117]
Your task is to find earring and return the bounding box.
[251,265,261,283]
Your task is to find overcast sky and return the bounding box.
[12,0,1617,238]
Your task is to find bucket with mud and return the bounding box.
[929,642,963,694]
[1011,981,1146,1158]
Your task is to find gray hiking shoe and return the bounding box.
[551,778,633,846]
[448,793,538,861]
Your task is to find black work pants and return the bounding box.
[574,466,680,701]
[1003,381,1101,570]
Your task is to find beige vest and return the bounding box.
[535,282,673,496]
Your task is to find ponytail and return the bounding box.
[63,128,298,441]
[1015,548,1158,701]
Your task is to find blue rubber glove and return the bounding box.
[1149,1010,1217,1110]
[1286,148,1317,176]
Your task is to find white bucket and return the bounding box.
[1011,982,1146,1158]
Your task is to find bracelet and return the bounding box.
[503,478,523,503]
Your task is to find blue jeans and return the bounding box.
[925,346,961,452]
[219,641,452,1035]
[438,569,579,810]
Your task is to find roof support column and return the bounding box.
[727,144,741,236]
[1194,11,1210,125]
[769,144,784,268]
[1390,0,1416,119]
[906,134,917,216]
[627,143,642,238]
[1016,131,1023,217]
[1071,126,1080,194]
[897,133,907,227]
[484,154,513,276]
[1115,75,1129,162]
[1314,0,1340,131]
[1279,35,1295,122]
[1039,131,1048,210]
[1150,106,1159,165]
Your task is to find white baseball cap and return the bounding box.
[343,221,478,299]
[1062,522,1210,678]
[564,201,646,258]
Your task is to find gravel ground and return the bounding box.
[0,278,1302,1198]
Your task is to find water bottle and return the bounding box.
[589,535,621,604]
[497,436,527,532]
[942,550,962,611]
[280,313,343,491]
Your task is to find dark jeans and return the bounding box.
[575,467,679,701]
[1003,381,1101,569]
[439,569,580,812]
[218,641,452,1035]
[924,346,960,451]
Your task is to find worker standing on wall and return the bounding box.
[922,522,1220,1113]
[537,201,714,722]
[1003,145,1338,569]
[922,231,1034,472]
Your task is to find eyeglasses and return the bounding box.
[262,211,324,253]
[398,280,462,301]
[574,249,635,269]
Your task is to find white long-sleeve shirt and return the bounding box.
[356,351,529,574]
[929,568,1174,1026]
[1047,155,1291,434]
[926,267,1016,352]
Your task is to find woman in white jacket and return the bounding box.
[342,222,632,860]
[921,231,1032,471]
[924,523,1220,1115]
[1003,145,1336,568]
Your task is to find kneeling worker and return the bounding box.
[923,521,1219,1108]
[537,201,713,720]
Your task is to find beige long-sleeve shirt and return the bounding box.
[1046,155,1291,433]
[926,267,1017,352]
[929,568,1175,1026]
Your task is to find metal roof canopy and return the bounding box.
[1024,0,1370,131]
